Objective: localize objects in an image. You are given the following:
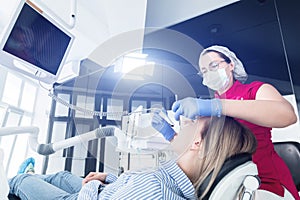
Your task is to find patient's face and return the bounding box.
[171,117,207,156]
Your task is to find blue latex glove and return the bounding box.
[151,112,175,141]
[172,97,222,121]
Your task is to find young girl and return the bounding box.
[9,116,257,200]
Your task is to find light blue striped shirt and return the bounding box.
[78,160,196,200]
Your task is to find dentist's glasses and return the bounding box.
[197,60,227,76]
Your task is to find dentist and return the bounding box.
[166,45,299,199]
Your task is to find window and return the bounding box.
[107,98,123,120]
[0,105,7,127]
[0,71,38,177]
[131,100,147,112]
[20,82,37,112]
[2,73,22,107]
[54,93,70,117]
[75,95,95,118]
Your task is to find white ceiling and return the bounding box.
[0,0,238,81]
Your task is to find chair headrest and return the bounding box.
[273,141,300,187]
[197,153,252,200]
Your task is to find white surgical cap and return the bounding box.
[199,45,248,83]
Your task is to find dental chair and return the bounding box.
[198,153,260,200]
[3,126,261,200]
[6,154,260,200]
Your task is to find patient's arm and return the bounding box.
[82,172,108,185]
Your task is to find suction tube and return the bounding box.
[0,126,116,156]
[48,127,115,155]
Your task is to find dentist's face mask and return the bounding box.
[202,68,229,91]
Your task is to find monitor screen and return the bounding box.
[1,1,74,83]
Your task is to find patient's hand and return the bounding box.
[82,172,108,185]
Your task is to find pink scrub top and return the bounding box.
[216,80,299,199]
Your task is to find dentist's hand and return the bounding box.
[172,97,222,121]
[151,112,176,141]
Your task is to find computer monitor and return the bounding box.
[0,0,74,84]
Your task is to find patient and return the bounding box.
[9,116,257,200]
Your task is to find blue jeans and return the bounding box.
[9,171,83,200]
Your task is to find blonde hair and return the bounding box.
[194,116,257,199]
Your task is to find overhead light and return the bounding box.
[113,52,155,80]
[114,52,148,74]
[125,52,148,59]
[122,61,155,80]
